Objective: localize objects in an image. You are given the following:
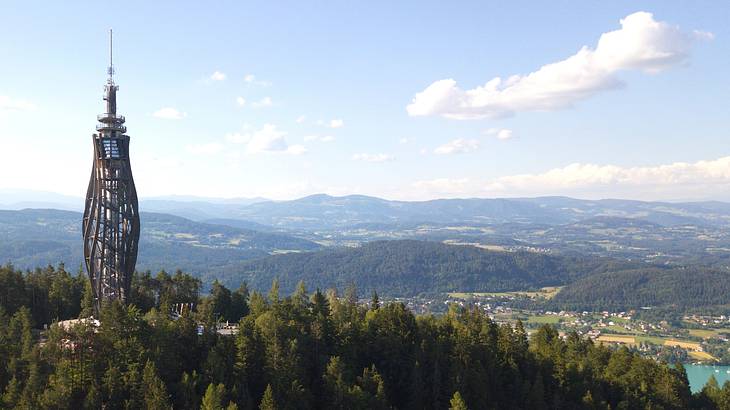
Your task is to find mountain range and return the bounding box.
[3,192,730,302]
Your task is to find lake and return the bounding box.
[685,364,730,393]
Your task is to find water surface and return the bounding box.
[685,364,730,393]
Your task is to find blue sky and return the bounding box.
[0,1,728,201]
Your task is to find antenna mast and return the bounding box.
[108,29,115,81]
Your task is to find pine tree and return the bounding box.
[142,360,171,410]
[80,279,94,318]
[259,384,277,410]
[177,371,201,410]
[201,383,227,410]
[449,391,468,410]
[268,280,280,304]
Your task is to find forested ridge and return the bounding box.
[2,264,730,409]
[550,267,730,311]
[219,240,639,296]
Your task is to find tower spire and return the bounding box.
[108,29,115,82]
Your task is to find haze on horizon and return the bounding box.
[0,2,728,202]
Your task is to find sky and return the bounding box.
[0,1,729,202]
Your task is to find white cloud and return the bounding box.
[315,119,345,128]
[434,138,480,155]
[484,128,514,140]
[185,143,223,155]
[286,144,307,155]
[399,137,415,144]
[410,156,730,200]
[0,96,35,111]
[407,12,711,119]
[226,124,305,155]
[244,74,271,86]
[252,97,273,108]
[236,97,246,106]
[304,135,336,143]
[352,153,395,163]
[153,107,186,120]
[210,71,226,81]
[496,130,513,140]
[296,115,307,123]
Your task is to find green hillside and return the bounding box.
[217,239,639,295]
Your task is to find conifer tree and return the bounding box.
[202,382,227,410]
[450,391,468,410]
[142,360,172,410]
[259,384,277,410]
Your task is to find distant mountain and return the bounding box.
[232,195,573,228]
[203,218,279,232]
[5,191,730,229]
[0,189,83,211]
[140,196,268,221]
[212,239,640,296]
[219,194,730,230]
[0,209,320,275]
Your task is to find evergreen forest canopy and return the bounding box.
[2,265,730,409]
[549,267,730,312]
[217,240,640,296]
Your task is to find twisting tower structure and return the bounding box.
[83,30,140,315]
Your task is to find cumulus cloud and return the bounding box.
[484,128,514,140]
[185,143,223,155]
[236,97,246,106]
[153,107,186,120]
[226,124,306,155]
[434,138,480,155]
[304,135,336,143]
[407,12,711,119]
[411,156,730,200]
[252,97,273,108]
[210,71,226,81]
[244,74,271,86]
[286,144,307,155]
[352,153,395,163]
[316,119,345,128]
[296,115,307,123]
[0,96,35,111]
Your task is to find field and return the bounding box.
[597,335,636,345]
[636,335,669,345]
[688,328,730,339]
[449,286,562,300]
[689,329,718,339]
[689,351,718,362]
[664,340,702,350]
[526,315,562,324]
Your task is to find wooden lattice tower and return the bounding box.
[83,30,140,315]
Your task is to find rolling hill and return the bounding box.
[0,209,320,275]
[212,239,641,296]
[550,267,730,311]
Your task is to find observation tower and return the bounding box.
[83,30,140,315]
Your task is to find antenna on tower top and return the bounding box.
[107,29,115,81]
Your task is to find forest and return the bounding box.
[549,267,730,312]
[2,264,730,409]
[218,240,639,296]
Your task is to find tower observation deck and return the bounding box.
[83,30,140,316]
